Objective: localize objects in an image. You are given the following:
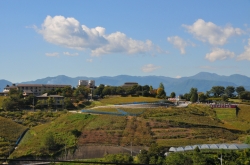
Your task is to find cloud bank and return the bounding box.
[183,19,243,45]
[37,15,163,56]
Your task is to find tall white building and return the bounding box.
[78,80,95,88]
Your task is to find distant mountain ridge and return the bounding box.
[1,72,250,95]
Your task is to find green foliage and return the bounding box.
[236,86,245,96]
[170,92,176,98]
[221,94,229,102]
[210,86,225,97]
[104,153,133,164]
[137,143,165,165]
[71,129,81,138]
[198,93,207,102]
[165,152,193,165]
[245,136,250,144]
[190,88,198,103]
[240,91,250,100]
[47,97,55,108]
[43,132,59,151]
[225,86,235,98]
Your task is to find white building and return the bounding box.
[78,80,95,88]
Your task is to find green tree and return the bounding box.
[240,91,250,100]
[102,86,112,96]
[73,86,90,100]
[61,86,73,97]
[137,149,149,164]
[198,93,207,102]
[236,86,245,97]
[156,83,166,98]
[170,92,176,98]
[43,132,58,151]
[165,152,193,165]
[183,93,191,101]
[190,88,198,103]
[63,97,74,109]
[104,153,133,164]
[221,94,229,102]
[210,86,225,97]
[93,84,105,96]
[47,97,55,108]
[224,86,235,98]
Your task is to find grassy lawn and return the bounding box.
[214,105,250,131]
[228,98,242,103]
[95,96,162,105]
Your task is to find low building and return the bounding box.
[2,84,71,96]
[122,82,138,87]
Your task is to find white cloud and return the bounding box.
[167,36,194,54]
[91,32,155,56]
[86,59,93,62]
[36,15,164,56]
[237,39,250,61]
[183,19,243,45]
[45,52,59,57]
[141,64,161,73]
[205,48,235,62]
[63,52,79,56]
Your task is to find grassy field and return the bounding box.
[214,105,250,131]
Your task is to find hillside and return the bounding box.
[0,116,27,159]
[6,97,250,159]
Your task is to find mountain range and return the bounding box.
[1,72,250,95]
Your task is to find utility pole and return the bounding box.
[32,91,35,111]
[218,154,223,165]
[130,141,133,156]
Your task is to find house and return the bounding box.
[36,93,64,106]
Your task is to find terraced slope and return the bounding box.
[0,116,27,159]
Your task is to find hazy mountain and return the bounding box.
[1,72,250,95]
[0,79,12,91]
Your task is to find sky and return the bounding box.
[1,1,250,83]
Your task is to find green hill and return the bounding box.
[0,96,249,159]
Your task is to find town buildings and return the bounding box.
[3,84,71,96]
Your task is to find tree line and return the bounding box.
[182,86,250,103]
[1,83,249,111]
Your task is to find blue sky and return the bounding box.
[1,1,250,83]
